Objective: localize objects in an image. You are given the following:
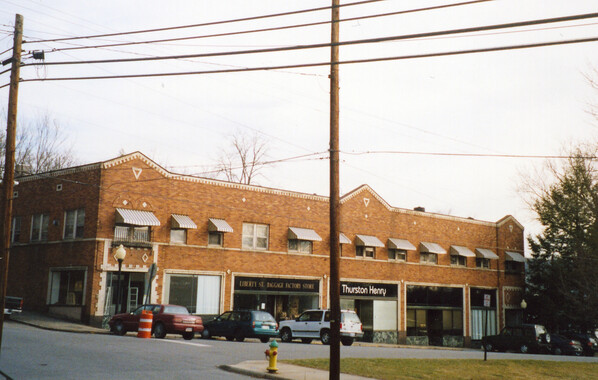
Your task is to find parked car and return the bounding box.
[4,296,23,317]
[201,310,278,343]
[549,334,583,356]
[109,304,203,340]
[279,309,363,346]
[481,324,551,354]
[564,332,598,357]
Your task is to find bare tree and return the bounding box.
[1,112,77,176]
[213,131,269,185]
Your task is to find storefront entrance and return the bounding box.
[104,272,146,316]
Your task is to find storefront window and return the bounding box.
[166,274,221,315]
[48,269,85,305]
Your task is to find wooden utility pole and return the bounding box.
[0,14,23,355]
[329,1,340,379]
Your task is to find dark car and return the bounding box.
[482,324,551,354]
[564,332,598,357]
[201,310,278,343]
[108,304,203,340]
[549,334,583,356]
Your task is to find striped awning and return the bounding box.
[355,234,384,248]
[171,214,197,229]
[475,248,499,260]
[339,233,351,245]
[505,251,526,262]
[388,238,416,251]
[288,227,322,242]
[208,218,233,233]
[450,245,476,257]
[115,208,160,226]
[419,242,447,254]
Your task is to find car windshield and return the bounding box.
[163,305,189,315]
[252,311,275,322]
[341,312,361,323]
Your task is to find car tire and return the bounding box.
[320,329,331,345]
[280,328,292,343]
[234,330,245,342]
[225,336,234,341]
[260,337,270,343]
[202,328,211,339]
[112,320,126,336]
[301,338,313,344]
[519,344,529,354]
[553,347,562,355]
[182,332,194,340]
[153,322,167,339]
[341,337,354,346]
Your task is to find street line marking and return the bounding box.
[157,339,211,347]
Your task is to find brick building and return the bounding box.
[6,152,526,347]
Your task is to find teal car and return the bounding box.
[201,310,278,343]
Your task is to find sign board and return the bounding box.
[483,294,491,308]
[340,281,398,298]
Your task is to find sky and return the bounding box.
[1,0,598,249]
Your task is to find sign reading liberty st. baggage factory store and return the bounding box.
[235,276,320,293]
[340,282,398,298]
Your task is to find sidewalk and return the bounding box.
[9,311,371,379]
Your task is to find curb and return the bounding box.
[9,318,110,335]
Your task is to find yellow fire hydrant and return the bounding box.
[264,339,279,373]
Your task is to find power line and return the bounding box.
[22,12,598,67]
[38,0,494,54]
[21,0,385,44]
[340,151,598,160]
[17,35,598,83]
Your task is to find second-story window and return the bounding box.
[114,208,160,247]
[450,255,467,266]
[356,246,375,258]
[64,209,85,239]
[420,252,437,264]
[288,239,312,254]
[388,249,406,261]
[31,213,49,242]
[242,223,268,250]
[476,258,490,269]
[11,216,21,243]
[170,229,186,244]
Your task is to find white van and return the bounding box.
[279,309,363,346]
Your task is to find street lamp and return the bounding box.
[114,245,127,315]
[520,299,527,324]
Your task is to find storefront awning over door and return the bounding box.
[339,233,351,244]
[450,245,475,257]
[475,248,499,260]
[419,241,447,254]
[171,214,197,229]
[115,208,160,226]
[387,238,416,251]
[355,234,384,248]
[208,218,234,233]
[288,227,322,241]
[505,251,525,262]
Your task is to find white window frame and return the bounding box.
[31,213,49,242]
[11,216,21,243]
[208,231,223,247]
[388,248,406,261]
[356,246,375,258]
[420,252,437,264]
[170,229,187,244]
[63,208,85,240]
[242,223,269,250]
[476,258,490,269]
[288,239,313,254]
[450,255,467,267]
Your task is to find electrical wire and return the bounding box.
[17,35,598,83]
[22,12,598,67]
[38,0,494,53]
[340,151,598,160]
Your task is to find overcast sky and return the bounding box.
[2,0,598,246]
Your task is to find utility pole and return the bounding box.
[329,1,340,379]
[0,14,23,356]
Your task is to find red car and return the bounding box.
[109,304,203,340]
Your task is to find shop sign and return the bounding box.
[340,281,397,298]
[235,276,319,293]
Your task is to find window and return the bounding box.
[450,255,467,266]
[288,239,312,254]
[242,223,268,250]
[388,249,406,261]
[31,213,49,242]
[356,246,375,258]
[208,231,223,246]
[407,309,427,336]
[420,252,437,264]
[442,309,463,335]
[64,209,85,239]
[505,261,522,273]
[166,274,221,314]
[114,225,151,244]
[48,269,85,305]
[476,258,490,269]
[11,216,21,243]
[170,229,186,244]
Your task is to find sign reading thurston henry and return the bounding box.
[235,276,319,293]
[340,282,397,298]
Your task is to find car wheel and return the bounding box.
[201,328,211,339]
[484,343,494,352]
[519,344,529,354]
[234,329,245,342]
[153,322,167,339]
[260,337,270,343]
[553,347,562,355]
[301,338,313,344]
[182,332,194,340]
[320,329,331,345]
[225,336,235,341]
[280,328,292,343]
[341,337,354,346]
[112,320,126,336]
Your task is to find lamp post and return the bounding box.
[520,299,527,324]
[114,245,127,315]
